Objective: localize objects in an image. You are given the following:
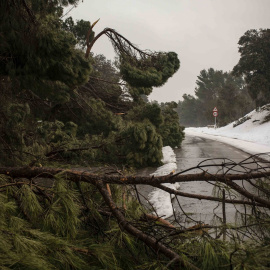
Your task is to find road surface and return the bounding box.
[137,134,260,227]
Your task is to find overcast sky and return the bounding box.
[68,0,270,103]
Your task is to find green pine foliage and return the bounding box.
[1,4,91,93]
[0,0,183,167]
[126,102,164,128]
[128,86,153,100]
[233,29,270,107]
[159,102,185,147]
[0,175,86,269]
[62,17,94,48]
[122,120,163,167]
[120,52,180,89]
[0,174,178,269]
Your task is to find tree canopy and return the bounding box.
[0,1,187,267]
[120,52,180,88]
[177,68,254,127]
[233,29,270,107]
[0,0,183,168]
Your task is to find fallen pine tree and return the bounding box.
[0,155,270,269]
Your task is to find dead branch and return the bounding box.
[143,213,175,228]
[106,183,112,196]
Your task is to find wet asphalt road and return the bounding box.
[175,134,250,172]
[138,134,258,226]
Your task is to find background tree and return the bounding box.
[233,29,270,107]
[177,95,201,127]
[194,68,225,125]
[178,69,253,127]
[217,75,253,126]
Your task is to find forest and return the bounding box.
[0,1,270,269]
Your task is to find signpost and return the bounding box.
[213,107,218,128]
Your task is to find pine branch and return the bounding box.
[85,28,151,59]
[1,165,270,209]
[45,144,104,158]
[94,179,200,270]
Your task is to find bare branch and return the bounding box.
[151,183,266,207]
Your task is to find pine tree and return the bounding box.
[233,29,270,107]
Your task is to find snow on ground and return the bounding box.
[186,104,270,156]
[148,104,270,219]
[148,146,179,218]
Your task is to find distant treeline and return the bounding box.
[176,68,254,127]
[177,28,270,127]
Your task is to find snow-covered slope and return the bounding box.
[186,104,270,155]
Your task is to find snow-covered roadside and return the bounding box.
[148,106,270,219]
[186,105,270,157]
[148,146,179,218]
[185,129,270,157]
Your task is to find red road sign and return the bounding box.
[213,111,218,117]
[213,107,218,112]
